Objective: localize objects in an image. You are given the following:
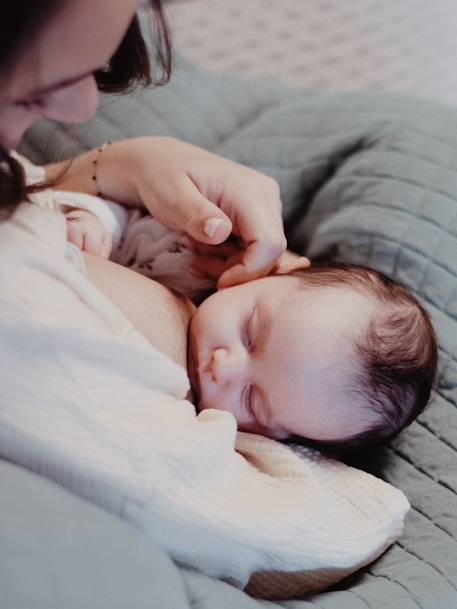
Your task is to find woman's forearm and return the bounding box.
[44,138,157,206]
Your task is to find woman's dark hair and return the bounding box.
[0,0,172,220]
[284,263,438,453]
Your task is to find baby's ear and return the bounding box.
[270,251,311,276]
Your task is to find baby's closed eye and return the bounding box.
[243,308,255,351]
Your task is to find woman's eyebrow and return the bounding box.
[30,67,99,96]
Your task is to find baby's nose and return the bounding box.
[210,348,249,385]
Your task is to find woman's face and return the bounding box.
[0,0,139,149]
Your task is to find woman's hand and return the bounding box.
[186,237,311,288]
[48,137,287,288]
[127,138,287,288]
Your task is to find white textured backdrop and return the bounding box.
[167,0,457,105]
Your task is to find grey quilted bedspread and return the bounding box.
[22,58,457,609]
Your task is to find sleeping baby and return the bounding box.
[55,190,437,451]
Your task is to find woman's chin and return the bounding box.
[2,133,21,151]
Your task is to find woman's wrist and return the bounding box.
[91,138,139,204]
[45,150,100,198]
[44,137,154,206]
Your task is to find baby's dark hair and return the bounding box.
[285,263,438,452]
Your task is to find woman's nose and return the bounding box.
[210,348,249,385]
[41,75,99,124]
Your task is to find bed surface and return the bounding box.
[167,0,457,107]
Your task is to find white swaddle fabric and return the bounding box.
[0,158,410,599]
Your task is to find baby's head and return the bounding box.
[188,263,437,450]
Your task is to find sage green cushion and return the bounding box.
[0,460,187,609]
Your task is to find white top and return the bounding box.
[0,157,410,599]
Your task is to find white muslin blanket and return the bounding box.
[0,162,410,599]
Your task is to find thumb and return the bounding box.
[176,180,232,244]
[198,215,232,244]
[186,207,232,244]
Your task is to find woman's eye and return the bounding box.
[14,98,46,110]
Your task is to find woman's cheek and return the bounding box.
[44,76,99,124]
[0,108,37,150]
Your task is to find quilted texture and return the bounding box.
[20,61,457,608]
[219,93,457,609]
[167,0,457,106]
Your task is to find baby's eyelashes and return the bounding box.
[243,309,255,351]
[243,384,255,418]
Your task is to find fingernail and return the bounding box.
[203,218,223,238]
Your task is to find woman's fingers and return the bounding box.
[216,178,287,286]
[134,138,287,283]
[271,251,311,275]
[217,239,284,288]
[191,250,245,282]
[143,172,233,245]
[191,255,227,280]
[187,197,286,288]
[180,234,241,257]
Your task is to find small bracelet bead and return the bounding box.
[91,141,112,197]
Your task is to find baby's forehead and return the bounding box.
[271,278,377,336]
[274,275,373,305]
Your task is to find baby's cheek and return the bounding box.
[199,384,238,419]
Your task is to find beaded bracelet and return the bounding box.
[91,141,112,198]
